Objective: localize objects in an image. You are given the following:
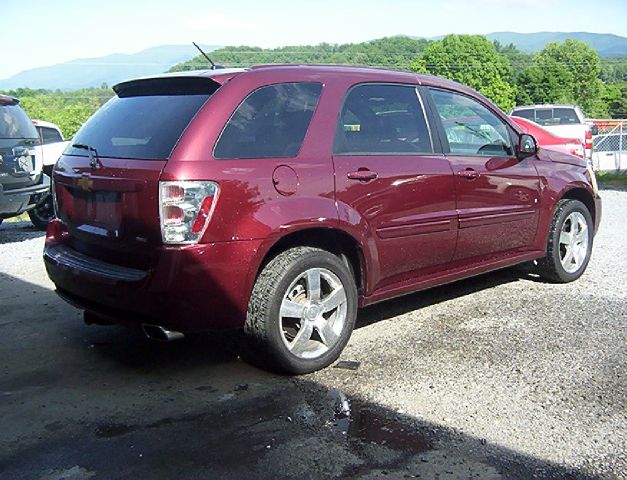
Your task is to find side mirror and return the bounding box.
[517,133,537,159]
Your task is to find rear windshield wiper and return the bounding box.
[72,143,100,168]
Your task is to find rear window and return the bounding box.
[511,107,580,126]
[65,78,218,160]
[39,126,64,144]
[511,109,534,121]
[214,82,322,159]
[0,104,38,139]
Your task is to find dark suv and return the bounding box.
[0,95,49,226]
[44,66,601,373]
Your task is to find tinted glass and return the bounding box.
[334,84,432,155]
[511,109,534,120]
[214,82,322,159]
[534,108,580,126]
[41,126,64,144]
[552,108,579,125]
[0,104,38,139]
[65,94,210,160]
[430,89,513,157]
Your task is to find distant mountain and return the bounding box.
[485,32,627,56]
[0,44,221,91]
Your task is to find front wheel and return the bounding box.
[537,199,593,283]
[243,246,358,374]
[28,193,55,231]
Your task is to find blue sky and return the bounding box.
[2,0,627,80]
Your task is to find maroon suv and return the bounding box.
[44,66,601,373]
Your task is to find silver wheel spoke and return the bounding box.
[280,266,349,360]
[321,287,347,313]
[289,322,314,355]
[560,230,573,245]
[563,247,574,267]
[574,224,587,243]
[559,211,589,273]
[573,246,585,266]
[307,269,321,301]
[280,299,306,318]
[315,319,339,347]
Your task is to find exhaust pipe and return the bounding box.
[141,324,184,341]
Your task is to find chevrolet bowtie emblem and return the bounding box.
[78,174,94,192]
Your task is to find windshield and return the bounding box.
[0,104,38,139]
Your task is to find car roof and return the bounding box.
[32,119,62,130]
[511,104,579,110]
[118,64,472,91]
[0,94,19,106]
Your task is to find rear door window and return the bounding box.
[333,84,432,155]
[0,104,38,139]
[65,78,219,160]
[214,82,322,159]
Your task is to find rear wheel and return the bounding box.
[537,199,593,283]
[243,246,358,374]
[28,193,54,231]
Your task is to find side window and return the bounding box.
[430,89,514,157]
[214,82,322,159]
[41,126,63,144]
[333,84,432,155]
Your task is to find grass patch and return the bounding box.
[596,171,627,187]
[3,213,29,223]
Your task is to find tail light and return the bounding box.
[159,181,219,244]
[584,129,593,151]
[566,143,584,158]
[46,218,68,243]
[581,129,594,160]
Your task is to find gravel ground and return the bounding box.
[0,188,625,479]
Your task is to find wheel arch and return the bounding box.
[560,186,596,225]
[252,227,367,296]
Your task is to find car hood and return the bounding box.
[537,147,587,168]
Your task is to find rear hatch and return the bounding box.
[0,101,41,190]
[53,76,221,269]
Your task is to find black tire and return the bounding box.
[242,246,358,374]
[28,193,54,231]
[537,199,593,283]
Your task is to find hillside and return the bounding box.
[0,44,220,91]
[485,32,627,56]
[170,32,627,73]
[169,37,430,72]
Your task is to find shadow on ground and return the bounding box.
[0,220,45,244]
[0,266,603,480]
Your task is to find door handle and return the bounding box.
[456,169,480,180]
[347,170,378,181]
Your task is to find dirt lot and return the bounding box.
[0,188,625,480]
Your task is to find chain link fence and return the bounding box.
[590,120,626,171]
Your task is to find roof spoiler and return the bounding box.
[113,76,221,98]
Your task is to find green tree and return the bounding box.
[516,39,606,116]
[410,35,516,111]
[169,36,430,72]
[2,87,112,137]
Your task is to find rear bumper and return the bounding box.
[44,237,263,332]
[0,175,50,218]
